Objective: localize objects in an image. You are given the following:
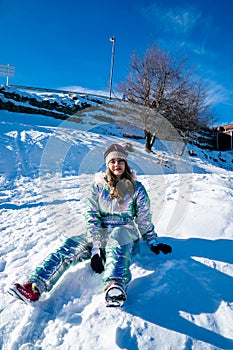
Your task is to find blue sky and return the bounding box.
[0,0,232,125]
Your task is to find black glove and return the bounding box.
[150,243,172,255]
[91,248,106,274]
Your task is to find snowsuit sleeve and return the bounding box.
[134,181,158,243]
[85,182,103,247]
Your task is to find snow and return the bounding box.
[0,97,233,350]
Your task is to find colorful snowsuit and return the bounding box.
[28,173,158,294]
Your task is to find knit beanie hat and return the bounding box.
[104,144,128,165]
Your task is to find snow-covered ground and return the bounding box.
[0,105,233,350]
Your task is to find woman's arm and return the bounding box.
[134,181,172,255]
[134,181,158,243]
[85,182,103,247]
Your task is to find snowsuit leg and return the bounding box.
[103,226,139,289]
[28,235,91,294]
[103,244,132,288]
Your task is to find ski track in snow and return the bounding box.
[0,110,233,350]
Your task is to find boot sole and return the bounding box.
[105,285,127,307]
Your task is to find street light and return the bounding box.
[109,36,116,99]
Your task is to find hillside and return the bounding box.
[0,85,106,118]
[0,90,233,349]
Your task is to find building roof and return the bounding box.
[213,123,233,132]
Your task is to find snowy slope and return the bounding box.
[0,108,233,350]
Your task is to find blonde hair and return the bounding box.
[106,161,135,202]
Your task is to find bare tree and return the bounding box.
[119,45,215,151]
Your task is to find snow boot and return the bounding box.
[104,282,126,307]
[8,282,40,304]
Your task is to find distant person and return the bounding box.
[9,144,172,307]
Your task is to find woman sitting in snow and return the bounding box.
[9,143,172,307]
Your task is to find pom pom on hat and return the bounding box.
[104,144,128,165]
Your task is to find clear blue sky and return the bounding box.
[0,0,232,125]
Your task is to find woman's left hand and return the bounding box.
[150,242,172,255]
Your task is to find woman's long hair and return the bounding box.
[106,161,135,202]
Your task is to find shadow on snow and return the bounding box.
[125,237,233,349]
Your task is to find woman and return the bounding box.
[9,143,172,307]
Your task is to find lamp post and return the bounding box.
[109,36,116,99]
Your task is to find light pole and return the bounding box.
[109,36,116,99]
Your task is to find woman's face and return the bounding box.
[108,158,126,178]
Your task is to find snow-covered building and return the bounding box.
[213,123,233,150]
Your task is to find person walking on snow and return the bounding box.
[9,143,172,307]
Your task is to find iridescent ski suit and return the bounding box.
[28,173,158,294]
